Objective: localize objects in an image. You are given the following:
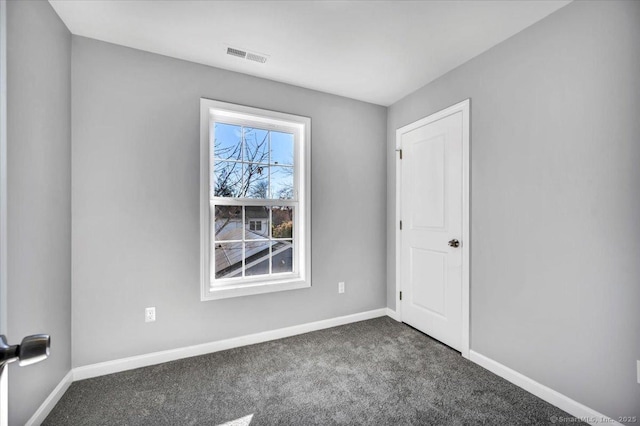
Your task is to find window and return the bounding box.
[200,99,311,300]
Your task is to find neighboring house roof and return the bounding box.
[215,241,272,277]
[215,221,267,242]
[214,223,292,278]
[214,220,270,275]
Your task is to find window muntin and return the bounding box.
[201,99,310,300]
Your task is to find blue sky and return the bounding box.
[213,122,293,165]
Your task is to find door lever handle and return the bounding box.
[448,239,460,248]
[0,334,50,368]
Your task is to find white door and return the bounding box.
[399,101,469,352]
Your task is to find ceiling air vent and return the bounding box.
[226,47,247,59]
[246,52,267,63]
[226,46,268,64]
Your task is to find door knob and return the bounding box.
[448,239,460,248]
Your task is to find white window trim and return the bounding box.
[200,99,311,301]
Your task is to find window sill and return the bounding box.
[201,278,310,301]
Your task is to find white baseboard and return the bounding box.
[385,308,400,321]
[25,370,73,426]
[469,350,620,426]
[73,308,388,381]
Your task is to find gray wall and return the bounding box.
[6,1,72,425]
[71,37,387,367]
[387,0,640,421]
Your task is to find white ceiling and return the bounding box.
[49,0,570,106]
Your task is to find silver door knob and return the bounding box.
[448,239,460,248]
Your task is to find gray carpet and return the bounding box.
[44,317,584,425]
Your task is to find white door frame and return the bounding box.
[395,99,470,359]
[0,1,8,424]
[0,0,8,337]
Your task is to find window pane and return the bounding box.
[245,206,269,239]
[213,161,243,197]
[244,241,270,277]
[271,166,294,199]
[214,242,243,279]
[213,123,242,161]
[213,205,242,241]
[244,127,269,164]
[272,240,293,274]
[271,131,294,165]
[271,206,293,239]
[244,163,268,199]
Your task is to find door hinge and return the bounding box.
[399,291,402,301]
[399,220,403,230]
[399,149,403,160]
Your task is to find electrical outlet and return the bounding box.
[145,307,156,323]
[338,281,345,294]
